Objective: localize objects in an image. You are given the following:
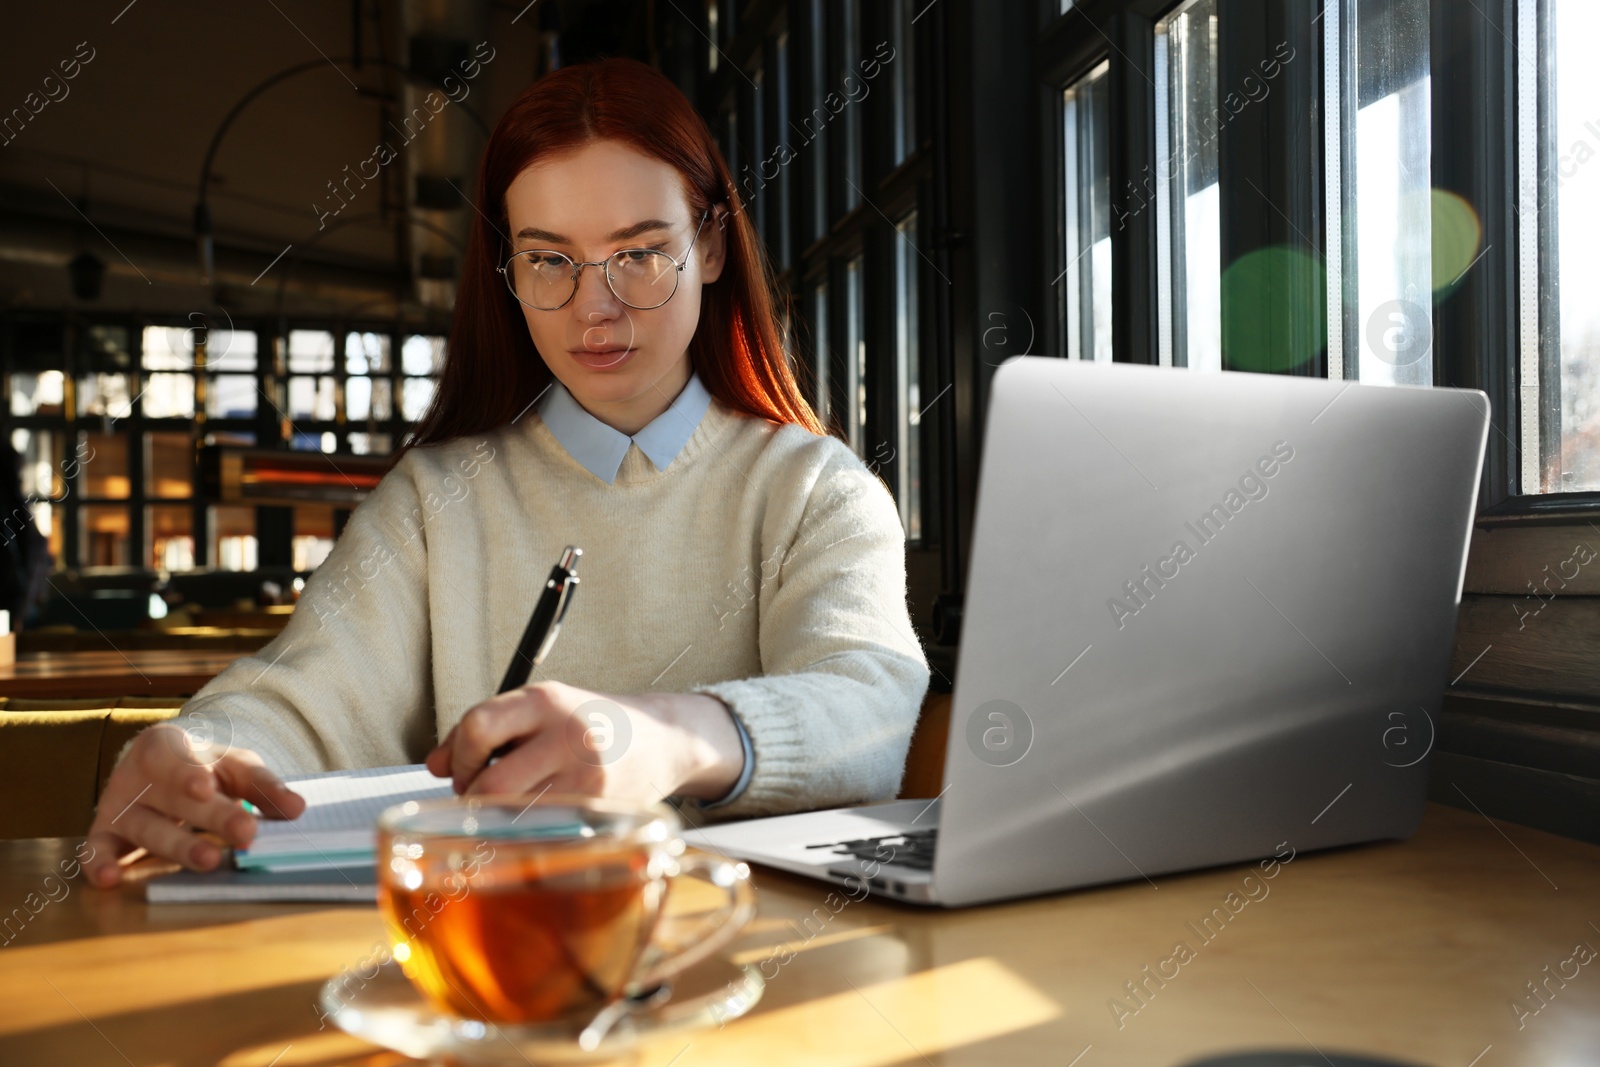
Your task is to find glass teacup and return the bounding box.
[376,794,756,1025]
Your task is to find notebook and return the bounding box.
[145,764,452,904]
[145,864,379,904]
[235,763,456,871]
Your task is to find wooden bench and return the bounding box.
[0,690,956,840]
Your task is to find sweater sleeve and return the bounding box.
[685,446,932,820]
[123,450,439,778]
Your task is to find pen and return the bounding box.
[485,545,582,763]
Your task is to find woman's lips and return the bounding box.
[570,346,634,369]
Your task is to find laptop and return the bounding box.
[682,356,1490,907]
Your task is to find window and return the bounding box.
[400,335,446,424]
[205,328,259,418]
[288,331,336,376]
[142,326,199,371]
[895,211,922,540]
[1061,60,1112,363]
[203,328,256,371]
[1155,0,1221,371]
[747,66,766,241]
[346,330,394,432]
[292,505,335,573]
[6,315,443,576]
[11,371,65,416]
[401,378,436,422]
[773,30,795,269]
[142,375,195,419]
[890,0,917,167]
[80,506,129,567]
[401,335,446,375]
[1053,0,1600,507]
[12,429,65,564]
[84,324,133,375]
[1342,0,1433,386]
[656,0,946,655]
[845,253,866,454]
[348,432,392,455]
[683,0,941,572]
[1525,0,1600,491]
[287,330,338,446]
[210,505,257,571]
[345,385,374,423]
[288,376,337,422]
[78,373,133,418]
[82,433,129,499]
[706,0,720,73]
[807,0,829,242]
[145,433,191,499]
[13,429,64,501]
[346,331,391,375]
[838,0,862,213]
[811,279,830,426]
[141,326,198,419]
[147,505,194,571]
[721,96,740,209]
[207,374,257,418]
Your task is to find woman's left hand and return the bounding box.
[425,680,744,804]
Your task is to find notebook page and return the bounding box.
[241,764,455,859]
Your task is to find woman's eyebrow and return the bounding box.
[514,219,676,244]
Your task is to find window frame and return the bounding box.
[2,311,446,575]
[1043,0,1600,514]
[683,0,942,554]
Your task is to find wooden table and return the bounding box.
[0,650,244,700]
[1,803,1596,1066]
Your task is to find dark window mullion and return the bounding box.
[1432,0,1518,509]
[255,323,291,570]
[1108,10,1159,365]
[127,322,147,570]
[766,27,794,273]
[827,253,849,445]
[798,0,831,250]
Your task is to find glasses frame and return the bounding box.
[496,209,714,312]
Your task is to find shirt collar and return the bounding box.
[535,370,714,485]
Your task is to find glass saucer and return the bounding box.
[319,956,764,1064]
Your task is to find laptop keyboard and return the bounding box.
[804,828,938,872]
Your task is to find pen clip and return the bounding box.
[532,573,577,667]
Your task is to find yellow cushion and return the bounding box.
[0,697,189,839]
[0,710,111,839]
[2,698,119,713]
[98,708,184,798]
[898,692,951,801]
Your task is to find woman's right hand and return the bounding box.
[84,723,307,889]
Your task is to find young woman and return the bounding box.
[85,57,930,888]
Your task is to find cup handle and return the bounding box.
[629,848,756,992]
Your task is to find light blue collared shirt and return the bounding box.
[535,370,714,485]
[534,370,754,809]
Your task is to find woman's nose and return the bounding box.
[572,261,621,320]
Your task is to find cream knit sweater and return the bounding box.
[173,395,932,820]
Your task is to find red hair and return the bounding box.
[401,56,829,455]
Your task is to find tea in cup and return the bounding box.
[376,794,755,1025]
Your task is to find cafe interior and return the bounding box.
[1,1,1598,1064]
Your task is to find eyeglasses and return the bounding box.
[497,209,712,312]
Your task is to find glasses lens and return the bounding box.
[607,250,679,309]
[507,252,575,310]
